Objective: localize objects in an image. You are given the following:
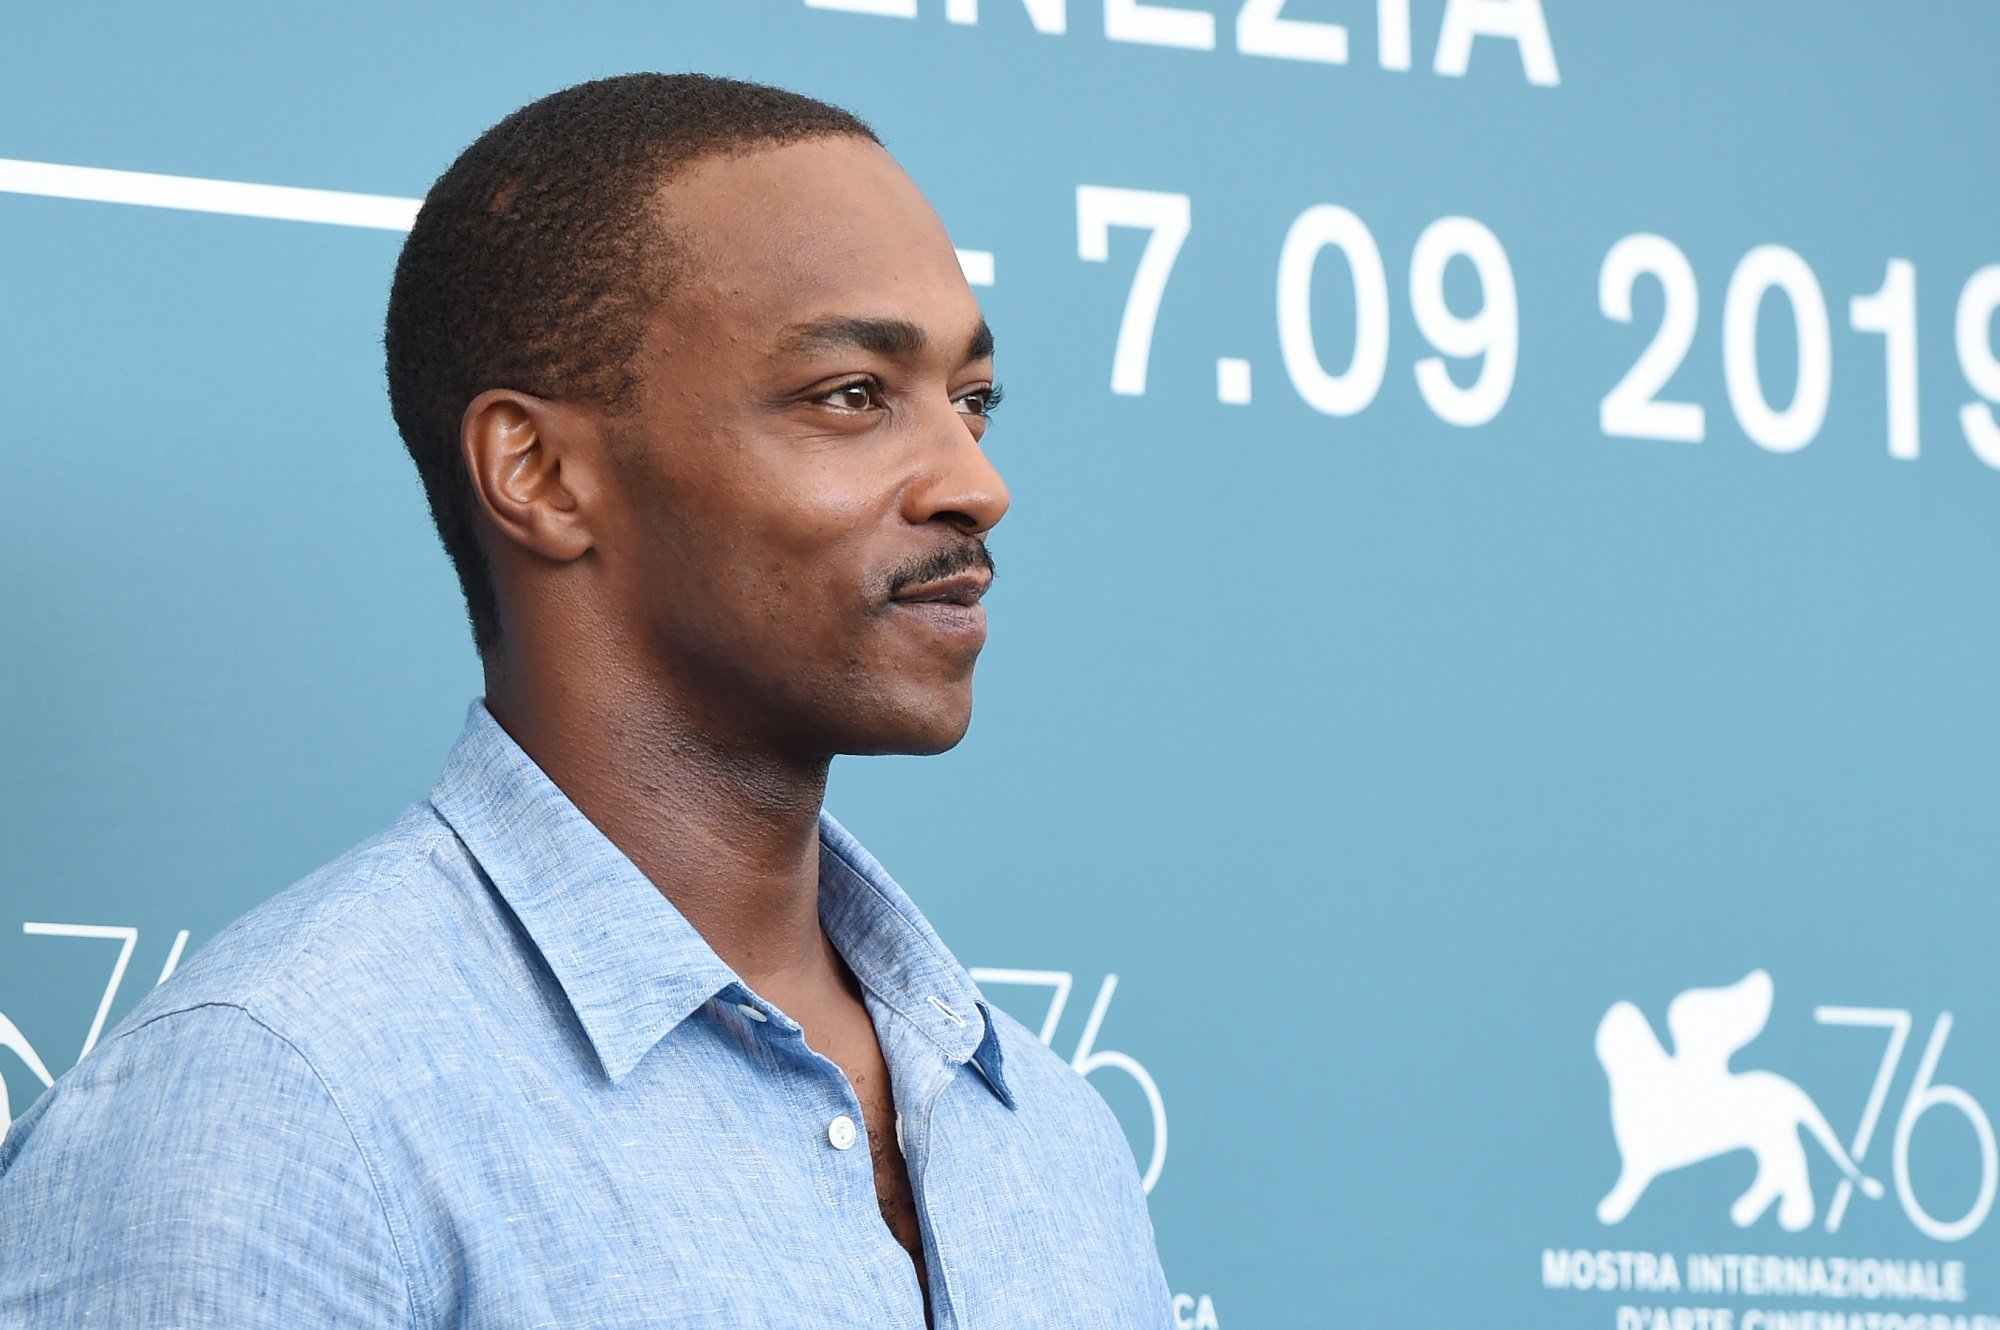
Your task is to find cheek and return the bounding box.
[744,460,891,596]
[701,495,883,652]
[617,417,907,665]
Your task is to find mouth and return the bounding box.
[888,570,991,608]
[886,571,991,645]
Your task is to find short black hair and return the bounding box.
[384,73,878,658]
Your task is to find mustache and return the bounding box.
[884,539,995,598]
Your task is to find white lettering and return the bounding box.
[1170,1293,1220,1329]
[1959,266,2000,467]
[1542,1249,1682,1293]
[1679,1255,1976,1305]
[1236,0,1348,64]
[945,0,1067,30]
[1374,0,1411,68]
[804,0,916,15]
[1434,0,1559,85]
[1617,1307,1736,1330]
[1105,0,1215,48]
[803,0,1556,84]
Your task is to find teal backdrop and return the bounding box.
[4,5,1999,1326]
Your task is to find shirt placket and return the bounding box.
[724,983,931,1328]
[862,990,981,1330]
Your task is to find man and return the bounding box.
[0,75,1170,1327]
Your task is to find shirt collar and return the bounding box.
[817,812,1015,1109]
[427,700,1013,1107]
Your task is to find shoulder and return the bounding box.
[0,1002,415,1326]
[945,1000,1174,1322]
[41,799,518,1157]
[2,1001,347,1170]
[980,1002,1096,1107]
[120,800,480,1043]
[980,999,1156,1185]
[0,807,473,1326]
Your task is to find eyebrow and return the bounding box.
[778,316,995,364]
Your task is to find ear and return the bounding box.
[460,388,600,564]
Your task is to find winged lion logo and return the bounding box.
[1596,969,1883,1232]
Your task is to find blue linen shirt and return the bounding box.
[0,702,1171,1327]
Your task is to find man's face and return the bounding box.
[594,136,1009,761]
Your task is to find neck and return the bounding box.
[482,654,837,995]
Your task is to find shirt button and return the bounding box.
[827,1114,858,1150]
[735,1003,768,1023]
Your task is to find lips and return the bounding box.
[887,570,991,608]
[886,571,990,646]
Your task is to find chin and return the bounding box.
[864,719,972,758]
[840,694,975,757]
[897,725,971,757]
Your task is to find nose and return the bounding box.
[902,406,1010,536]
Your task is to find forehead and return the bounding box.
[653,137,982,355]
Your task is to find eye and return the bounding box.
[815,379,883,411]
[954,382,1005,418]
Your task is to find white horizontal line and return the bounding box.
[0,158,419,231]
[0,157,997,285]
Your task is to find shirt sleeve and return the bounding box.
[0,1001,414,1329]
